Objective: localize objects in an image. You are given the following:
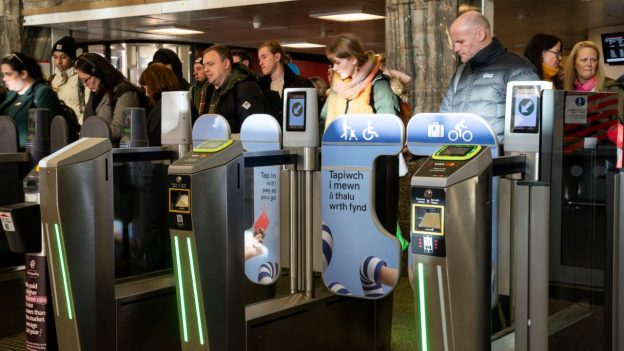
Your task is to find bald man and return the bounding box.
[440,10,538,143]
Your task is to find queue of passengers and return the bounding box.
[1,10,624,153]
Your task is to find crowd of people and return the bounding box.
[1,9,623,151]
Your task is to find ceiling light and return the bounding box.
[281,42,326,49]
[310,9,385,22]
[145,26,204,35]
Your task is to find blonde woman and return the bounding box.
[563,40,624,117]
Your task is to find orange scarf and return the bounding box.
[325,54,381,127]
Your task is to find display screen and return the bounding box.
[601,32,624,65]
[286,92,306,131]
[169,189,190,213]
[511,85,541,133]
[412,204,444,236]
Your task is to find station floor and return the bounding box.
[0,274,608,350]
[0,275,417,351]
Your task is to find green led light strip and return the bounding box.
[418,263,428,351]
[174,236,189,342]
[187,238,205,345]
[54,224,73,320]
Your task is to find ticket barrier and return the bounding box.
[16,101,193,350]
[169,89,395,350]
[0,109,72,343]
[498,81,552,350]
[406,111,530,351]
[541,90,619,349]
[500,86,620,350]
[410,144,492,351]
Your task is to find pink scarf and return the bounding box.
[331,54,380,100]
[574,76,597,92]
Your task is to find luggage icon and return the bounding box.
[427,122,444,138]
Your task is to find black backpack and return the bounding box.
[33,82,81,142]
[56,101,81,142]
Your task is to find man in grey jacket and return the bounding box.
[440,10,539,143]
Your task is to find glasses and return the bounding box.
[81,75,92,84]
[545,50,562,58]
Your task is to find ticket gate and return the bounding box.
[170,90,395,351]
[410,145,492,351]
[28,100,194,350]
[168,139,246,351]
[0,110,73,343]
[35,138,182,351]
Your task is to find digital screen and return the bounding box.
[412,205,444,236]
[286,92,306,131]
[511,85,540,133]
[439,145,475,157]
[169,189,190,213]
[601,32,624,65]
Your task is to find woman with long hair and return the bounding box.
[74,53,143,142]
[321,33,400,128]
[139,63,180,146]
[563,41,624,115]
[524,33,563,89]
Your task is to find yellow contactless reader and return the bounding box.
[193,139,233,153]
[432,144,482,161]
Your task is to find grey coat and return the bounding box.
[84,85,140,141]
[440,38,539,143]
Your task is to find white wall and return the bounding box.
[588,25,624,80]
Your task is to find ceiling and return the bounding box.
[28,0,624,57]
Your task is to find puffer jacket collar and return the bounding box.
[469,37,506,71]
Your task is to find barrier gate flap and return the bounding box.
[321,114,403,299]
[241,114,282,285]
[192,114,231,147]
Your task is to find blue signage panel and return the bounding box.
[240,114,282,285]
[407,113,499,157]
[322,115,403,299]
[322,114,404,145]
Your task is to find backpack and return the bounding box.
[371,75,413,126]
[34,82,81,142]
[57,101,81,142]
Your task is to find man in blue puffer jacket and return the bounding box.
[440,10,539,144]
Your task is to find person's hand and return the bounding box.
[244,229,266,260]
[254,227,266,242]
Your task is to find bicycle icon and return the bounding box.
[362,121,379,141]
[448,119,473,142]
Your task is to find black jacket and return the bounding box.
[440,38,538,142]
[147,98,162,146]
[259,64,313,120]
[212,63,266,133]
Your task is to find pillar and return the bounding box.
[385,0,457,114]
[0,0,22,57]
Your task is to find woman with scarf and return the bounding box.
[564,40,624,149]
[563,41,624,116]
[321,33,406,250]
[321,33,400,129]
[524,33,563,89]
